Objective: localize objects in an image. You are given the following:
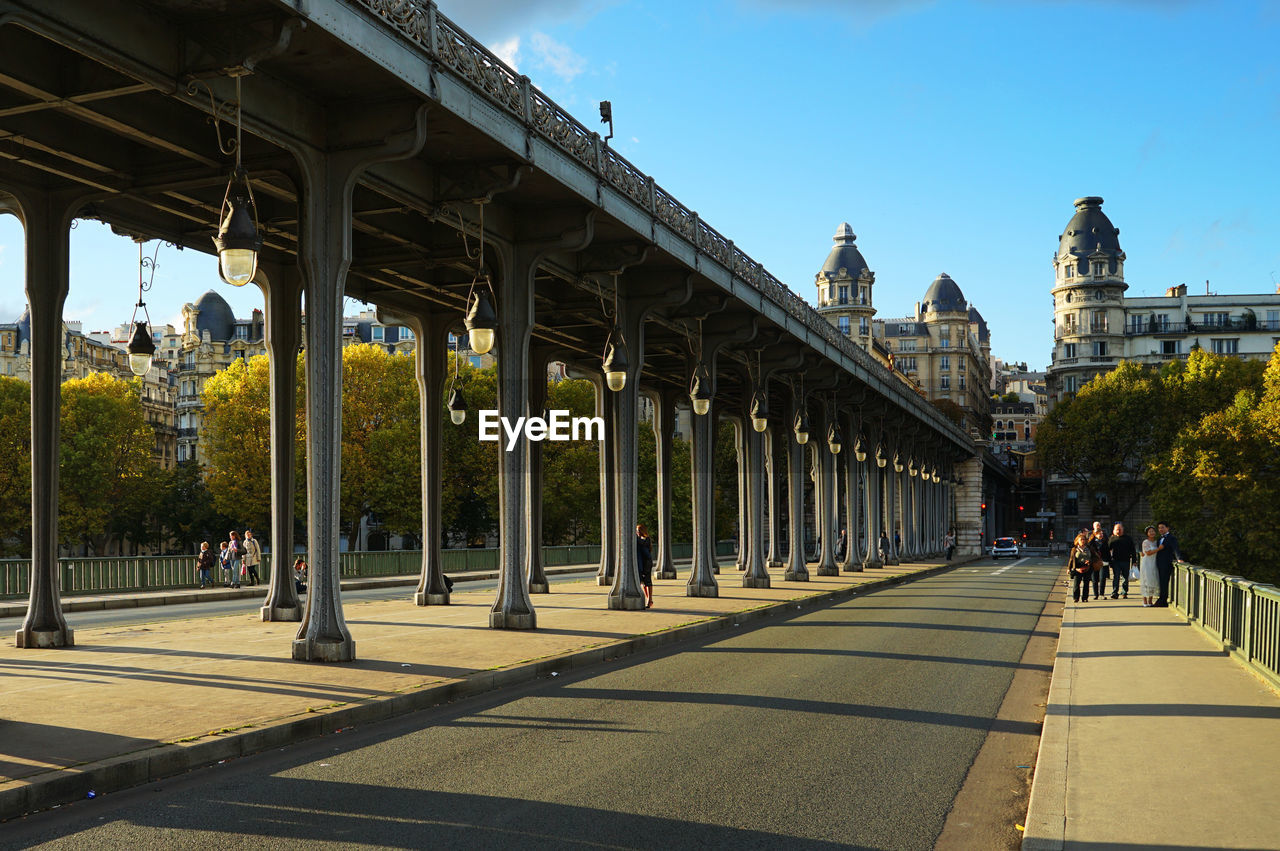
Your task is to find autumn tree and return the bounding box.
[439,354,499,545]
[58,372,155,553]
[0,376,31,556]
[201,355,274,536]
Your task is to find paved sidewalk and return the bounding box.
[0,558,960,820]
[1023,580,1280,850]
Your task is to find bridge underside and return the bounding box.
[0,0,978,659]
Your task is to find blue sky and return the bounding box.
[3,0,1278,368]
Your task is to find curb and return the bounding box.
[2,557,971,820]
[1021,569,1072,851]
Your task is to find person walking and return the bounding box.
[635,524,654,609]
[835,529,847,562]
[1088,523,1110,601]
[218,541,232,587]
[944,529,956,561]
[1067,533,1093,603]
[227,530,243,589]
[1139,525,1161,607]
[878,530,890,565]
[1107,522,1137,599]
[242,529,262,586]
[196,541,214,589]
[1153,521,1180,607]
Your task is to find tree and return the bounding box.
[59,372,155,553]
[201,356,274,537]
[542,379,600,545]
[1148,346,1280,585]
[439,354,499,545]
[0,376,31,556]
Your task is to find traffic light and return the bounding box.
[1018,505,1024,512]
[980,502,987,515]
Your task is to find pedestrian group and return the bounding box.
[1065,519,1179,608]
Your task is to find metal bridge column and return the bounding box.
[742,413,770,589]
[593,372,617,587]
[652,388,679,580]
[259,264,304,621]
[863,458,883,570]
[841,421,863,572]
[815,410,839,577]
[765,427,784,569]
[783,395,809,582]
[733,420,747,571]
[687,397,720,597]
[10,186,81,649]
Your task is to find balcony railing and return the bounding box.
[1172,563,1280,689]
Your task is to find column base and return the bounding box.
[783,569,809,582]
[596,575,612,586]
[15,627,74,648]
[711,565,720,575]
[742,575,771,589]
[608,593,646,610]
[841,562,864,573]
[415,591,450,606]
[528,581,550,594]
[686,582,719,598]
[655,569,677,580]
[887,557,900,565]
[490,611,536,629]
[260,605,303,622]
[291,637,355,662]
[815,566,840,576]
[767,559,784,568]
[863,559,883,570]
[737,563,746,571]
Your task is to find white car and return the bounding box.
[991,537,1019,559]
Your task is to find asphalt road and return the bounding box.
[6,558,1061,850]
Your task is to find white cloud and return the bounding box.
[530,32,587,83]
[491,35,521,70]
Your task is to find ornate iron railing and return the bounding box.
[1171,562,1280,689]
[351,0,962,441]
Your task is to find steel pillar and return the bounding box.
[12,186,80,649]
[687,399,719,597]
[258,264,304,621]
[651,388,678,580]
[742,415,770,588]
[594,373,617,586]
[783,396,809,582]
[863,458,883,570]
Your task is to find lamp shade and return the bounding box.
[447,385,467,425]
[875,447,887,468]
[793,411,810,445]
[213,192,262,287]
[893,453,904,473]
[827,423,842,455]
[126,321,156,377]
[853,438,867,462]
[690,371,711,415]
[464,289,497,355]
[749,392,768,433]
[602,335,628,392]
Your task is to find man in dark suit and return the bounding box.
[1154,521,1180,607]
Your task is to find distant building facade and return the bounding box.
[1046,196,1280,404]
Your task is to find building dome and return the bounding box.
[818,222,870,280]
[192,290,236,341]
[921,273,967,313]
[16,306,31,347]
[1058,196,1122,273]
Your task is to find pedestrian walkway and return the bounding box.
[0,558,959,820]
[1023,581,1280,850]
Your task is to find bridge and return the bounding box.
[0,0,992,662]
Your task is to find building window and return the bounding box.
[1064,375,1079,393]
[1065,490,1079,516]
[1161,340,1180,355]
[1203,312,1230,327]
[1063,264,1074,278]
[837,316,850,335]
[859,286,868,305]
[898,357,917,373]
[859,317,868,336]
[1063,314,1077,333]
[940,376,950,390]
[819,286,828,304]
[958,358,966,372]
[372,326,384,341]
[1267,310,1279,329]
[959,375,966,389]
[899,339,917,352]
[1210,338,1239,354]
[1092,262,1104,277]
[940,355,950,371]
[939,338,950,348]
[1063,343,1077,359]
[1091,310,1107,333]
[838,286,848,305]
[1092,341,1108,357]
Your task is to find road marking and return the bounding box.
[990,557,1031,575]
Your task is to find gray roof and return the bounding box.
[193,290,236,342]
[880,318,930,337]
[921,273,967,314]
[1058,196,1122,272]
[968,306,989,342]
[818,222,870,280]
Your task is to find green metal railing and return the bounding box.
[1171,562,1280,689]
[0,541,737,600]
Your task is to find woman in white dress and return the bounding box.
[1139,525,1161,606]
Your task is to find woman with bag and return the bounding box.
[1067,533,1093,603]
